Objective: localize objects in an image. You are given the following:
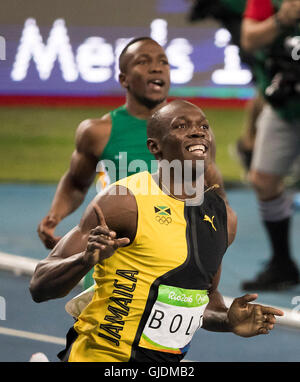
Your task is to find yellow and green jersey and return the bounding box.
[68,172,228,362]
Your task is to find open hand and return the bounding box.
[228,294,284,337]
[83,203,130,266]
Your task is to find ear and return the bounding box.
[119,72,128,89]
[147,138,161,158]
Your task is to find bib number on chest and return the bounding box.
[139,284,209,354]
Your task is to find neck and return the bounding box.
[125,94,167,119]
[154,162,205,205]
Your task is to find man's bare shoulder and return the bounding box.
[80,184,138,243]
[75,112,112,157]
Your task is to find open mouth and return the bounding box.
[186,144,207,155]
[148,79,165,90]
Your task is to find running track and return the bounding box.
[0,183,300,362]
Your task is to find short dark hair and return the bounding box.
[118,37,158,73]
[147,99,205,139]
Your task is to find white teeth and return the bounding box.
[151,80,163,85]
[188,144,206,153]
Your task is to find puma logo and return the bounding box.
[203,214,216,231]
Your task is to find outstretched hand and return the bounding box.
[83,203,130,266]
[228,294,284,337]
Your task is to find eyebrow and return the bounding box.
[135,53,168,60]
[171,115,208,124]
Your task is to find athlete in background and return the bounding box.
[37,37,227,290]
[30,99,283,362]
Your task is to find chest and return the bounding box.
[134,195,228,289]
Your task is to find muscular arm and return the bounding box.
[38,115,112,249]
[202,266,232,332]
[31,186,137,302]
[241,17,280,52]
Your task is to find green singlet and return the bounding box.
[83,105,157,290]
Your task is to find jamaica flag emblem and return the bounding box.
[154,206,172,225]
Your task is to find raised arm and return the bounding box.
[37,115,111,249]
[31,186,137,302]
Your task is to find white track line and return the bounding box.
[0,251,38,276]
[0,250,83,283]
[1,251,300,329]
[0,326,65,345]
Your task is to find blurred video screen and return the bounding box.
[0,0,254,99]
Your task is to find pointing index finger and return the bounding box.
[261,306,284,317]
[93,202,108,228]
